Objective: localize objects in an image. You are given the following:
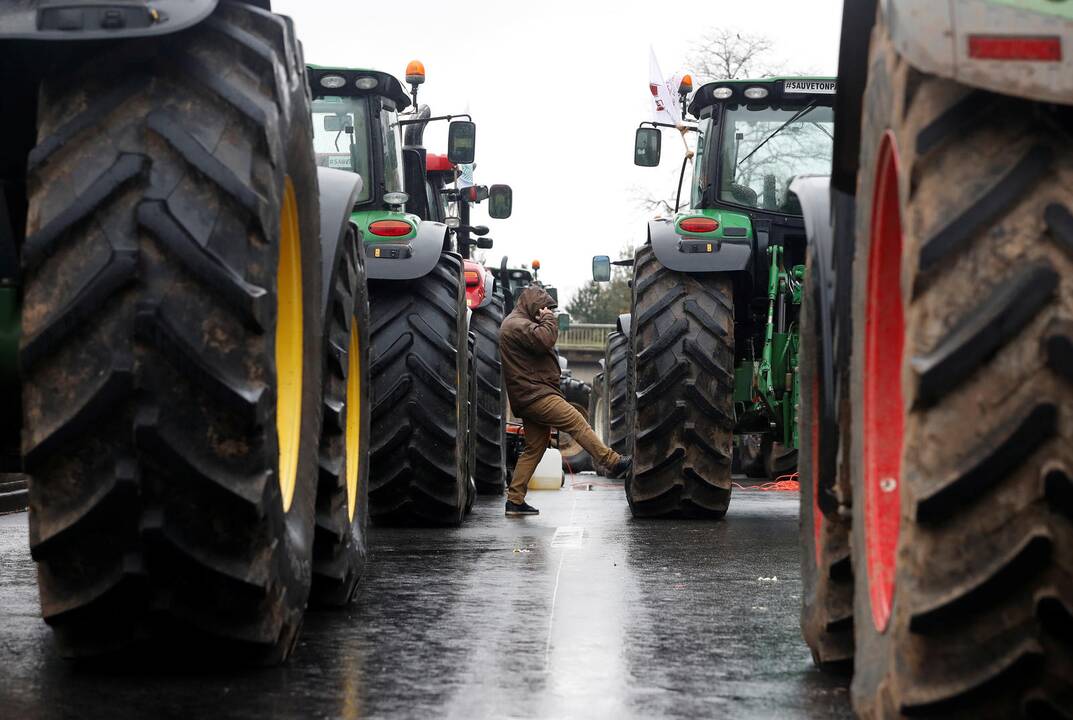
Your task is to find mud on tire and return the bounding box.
[627,245,734,518]
[20,3,322,663]
[310,226,371,607]
[367,252,469,526]
[849,14,1073,716]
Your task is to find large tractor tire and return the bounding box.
[19,3,322,663]
[310,227,370,607]
[605,331,630,457]
[367,252,469,526]
[763,439,798,481]
[627,245,734,518]
[798,251,853,670]
[849,15,1073,717]
[558,375,594,473]
[589,365,608,444]
[471,290,507,495]
[739,434,767,479]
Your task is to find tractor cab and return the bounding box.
[634,77,836,284]
[307,63,476,252]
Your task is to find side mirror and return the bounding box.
[476,237,494,249]
[489,184,513,219]
[448,120,476,164]
[557,312,571,333]
[634,127,662,167]
[592,255,611,282]
[545,286,558,304]
[323,114,343,132]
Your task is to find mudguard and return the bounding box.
[791,177,837,431]
[0,0,266,40]
[616,314,631,337]
[648,217,751,274]
[878,0,1073,108]
[317,167,363,313]
[365,220,447,281]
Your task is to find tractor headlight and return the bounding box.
[320,75,346,89]
[713,87,734,99]
[355,76,379,90]
[744,87,769,100]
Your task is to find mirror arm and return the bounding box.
[611,259,635,267]
[640,120,699,133]
[396,113,473,127]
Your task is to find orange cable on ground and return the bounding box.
[732,472,800,491]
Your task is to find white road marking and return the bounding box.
[544,493,580,670]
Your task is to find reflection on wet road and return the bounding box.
[0,479,851,719]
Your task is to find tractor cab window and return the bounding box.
[311,96,372,203]
[718,104,834,215]
[381,107,405,196]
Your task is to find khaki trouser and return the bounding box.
[508,394,621,505]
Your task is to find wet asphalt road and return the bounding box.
[0,477,852,719]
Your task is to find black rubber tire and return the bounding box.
[19,3,321,663]
[763,439,798,481]
[464,331,477,514]
[627,245,734,518]
[739,434,767,479]
[588,366,607,444]
[605,331,630,457]
[799,250,853,670]
[850,14,1073,717]
[559,376,594,473]
[471,290,506,495]
[0,473,29,514]
[310,227,371,608]
[367,252,469,526]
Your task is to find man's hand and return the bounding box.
[538,307,555,322]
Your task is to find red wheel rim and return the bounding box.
[811,371,823,567]
[863,131,904,632]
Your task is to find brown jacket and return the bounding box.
[499,286,562,415]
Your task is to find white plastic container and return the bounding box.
[528,448,564,490]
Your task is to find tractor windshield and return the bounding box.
[717,104,834,215]
[311,96,372,203]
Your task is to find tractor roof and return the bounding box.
[688,76,836,117]
[306,65,411,111]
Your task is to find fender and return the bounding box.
[365,220,447,281]
[648,218,751,274]
[881,0,1073,106]
[0,1,272,41]
[616,314,631,337]
[791,176,842,516]
[316,167,363,313]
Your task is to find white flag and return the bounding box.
[457,162,475,188]
[649,47,682,126]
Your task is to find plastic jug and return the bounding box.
[528,448,564,490]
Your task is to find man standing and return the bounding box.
[499,286,631,516]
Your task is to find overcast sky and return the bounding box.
[274,0,843,309]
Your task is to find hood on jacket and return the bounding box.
[516,285,556,321]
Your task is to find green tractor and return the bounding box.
[0,1,373,661]
[794,0,1073,714]
[594,76,835,518]
[307,62,511,523]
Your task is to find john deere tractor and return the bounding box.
[0,0,372,662]
[595,76,835,518]
[793,1,1073,715]
[307,63,511,523]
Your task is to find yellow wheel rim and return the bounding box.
[345,324,361,521]
[276,177,303,512]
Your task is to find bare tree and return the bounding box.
[686,29,783,83]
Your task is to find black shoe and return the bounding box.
[505,501,539,516]
[607,455,632,479]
